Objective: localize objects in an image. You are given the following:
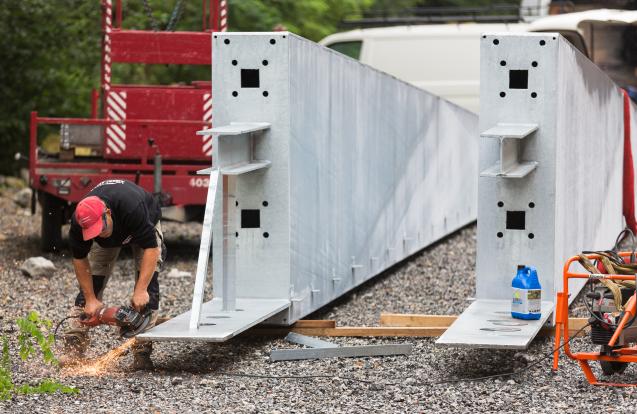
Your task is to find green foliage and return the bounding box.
[229,0,374,42]
[0,0,101,175]
[16,311,56,365]
[0,338,13,401]
[0,312,78,401]
[16,379,79,396]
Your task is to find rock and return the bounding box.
[166,268,192,278]
[20,257,56,277]
[507,379,516,385]
[0,234,6,242]
[404,377,417,385]
[171,377,183,386]
[13,188,32,208]
[0,175,5,186]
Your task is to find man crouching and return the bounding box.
[61,179,165,370]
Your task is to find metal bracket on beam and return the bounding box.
[480,123,538,178]
[197,121,271,137]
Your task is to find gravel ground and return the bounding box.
[1,183,637,413]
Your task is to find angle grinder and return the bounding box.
[79,306,151,339]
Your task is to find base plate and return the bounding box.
[435,299,553,349]
[137,298,290,342]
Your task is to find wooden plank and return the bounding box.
[380,313,458,327]
[380,313,589,335]
[292,320,336,328]
[208,314,591,339]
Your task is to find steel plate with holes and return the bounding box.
[435,299,553,349]
[138,298,289,342]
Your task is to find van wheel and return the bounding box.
[40,192,65,252]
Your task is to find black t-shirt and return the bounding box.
[69,180,161,259]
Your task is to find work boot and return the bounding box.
[129,310,158,371]
[131,341,153,371]
[59,306,90,367]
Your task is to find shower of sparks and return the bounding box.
[62,338,137,377]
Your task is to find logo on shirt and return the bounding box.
[94,179,125,189]
[122,235,133,245]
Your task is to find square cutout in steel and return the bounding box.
[509,70,528,89]
[241,209,260,228]
[506,211,526,230]
[241,69,260,88]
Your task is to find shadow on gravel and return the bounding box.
[155,337,275,374]
[163,237,200,261]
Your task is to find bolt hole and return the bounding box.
[282,35,286,39]
[493,39,499,45]
[497,232,503,238]
[263,91,269,97]
[482,35,486,39]
[262,60,269,66]
[235,232,239,238]
[263,232,269,238]
[500,92,506,98]
[528,233,535,239]
[531,92,537,98]
[232,59,238,66]
[270,39,276,45]
[497,201,504,207]
[529,202,535,208]
[214,35,218,39]
[232,91,238,97]
[224,39,230,45]
[540,40,546,46]
[552,36,556,40]
[532,61,538,67]
[235,201,238,207]
[262,201,269,207]
[500,60,506,66]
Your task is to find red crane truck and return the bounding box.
[29,0,225,251]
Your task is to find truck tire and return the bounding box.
[40,192,65,252]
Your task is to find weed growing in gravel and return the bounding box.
[0,311,78,400]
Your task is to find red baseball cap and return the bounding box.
[75,196,106,240]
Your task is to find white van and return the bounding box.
[320,23,528,113]
[319,9,637,112]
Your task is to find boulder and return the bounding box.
[20,257,56,278]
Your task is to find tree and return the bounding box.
[0,1,100,175]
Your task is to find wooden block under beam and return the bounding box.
[380,313,458,327]
[292,320,336,328]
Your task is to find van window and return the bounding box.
[326,41,362,60]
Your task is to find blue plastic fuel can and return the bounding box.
[511,265,541,320]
